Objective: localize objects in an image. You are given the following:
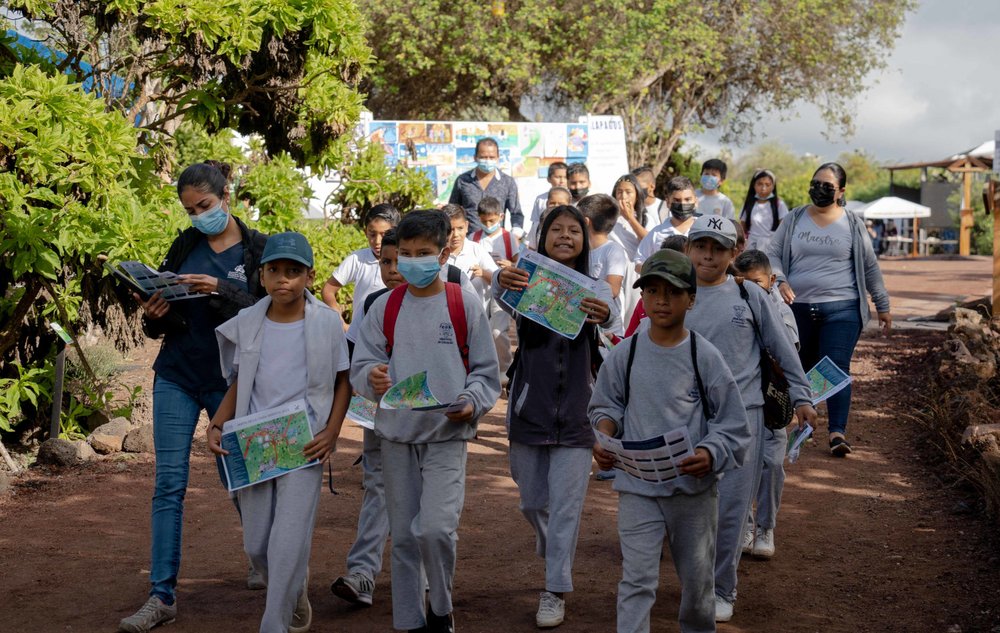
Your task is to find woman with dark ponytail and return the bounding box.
[740,168,789,252]
[765,163,891,458]
[119,162,268,633]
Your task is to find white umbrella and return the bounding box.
[845,199,867,214]
[857,196,931,220]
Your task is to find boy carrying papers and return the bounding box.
[351,210,501,633]
[210,232,352,633]
[590,249,750,633]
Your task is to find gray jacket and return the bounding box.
[766,206,890,324]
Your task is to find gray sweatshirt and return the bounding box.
[350,286,501,444]
[686,277,812,408]
[588,331,750,497]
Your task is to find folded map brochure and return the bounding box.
[500,249,600,339]
[380,371,452,411]
[346,394,377,430]
[594,427,695,484]
[786,423,813,464]
[104,260,203,301]
[220,399,317,492]
[807,356,852,405]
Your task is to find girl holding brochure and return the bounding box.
[119,162,268,633]
[493,205,622,628]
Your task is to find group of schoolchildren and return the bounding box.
[185,150,823,633]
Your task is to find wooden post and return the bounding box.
[991,178,1000,320]
[911,217,919,257]
[960,171,974,256]
[49,347,65,440]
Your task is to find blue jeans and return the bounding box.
[149,375,225,603]
[790,299,862,436]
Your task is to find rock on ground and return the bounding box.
[88,418,133,454]
[122,424,155,454]
[36,438,97,466]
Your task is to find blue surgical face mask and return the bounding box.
[397,254,443,288]
[756,193,775,201]
[476,159,497,174]
[190,203,229,235]
[700,174,720,191]
[482,223,501,235]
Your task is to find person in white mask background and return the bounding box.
[448,136,524,237]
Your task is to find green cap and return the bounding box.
[633,249,696,290]
[261,232,314,268]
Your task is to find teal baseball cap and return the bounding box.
[633,249,696,290]
[261,232,314,268]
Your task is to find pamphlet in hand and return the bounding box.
[220,399,317,492]
[786,423,813,464]
[380,371,451,411]
[500,249,600,339]
[806,356,852,405]
[594,427,695,483]
[346,394,377,430]
[104,260,203,301]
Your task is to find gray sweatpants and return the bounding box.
[381,438,468,631]
[617,487,719,633]
[715,406,764,604]
[508,442,592,593]
[345,427,390,581]
[238,464,322,633]
[754,427,787,529]
[489,300,514,378]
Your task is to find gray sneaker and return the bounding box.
[247,563,267,590]
[331,571,374,606]
[289,577,312,633]
[119,596,177,633]
[536,591,565,628]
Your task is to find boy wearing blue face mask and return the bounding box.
[351,210,501,633]
[448,137,524,237]
[695,158,736,221]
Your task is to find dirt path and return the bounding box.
[2,328,999,632]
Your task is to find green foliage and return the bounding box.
[242,153,314,234]
[0,362,52,433]
[334,140,435,222]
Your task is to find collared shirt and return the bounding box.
[449,168,523,234]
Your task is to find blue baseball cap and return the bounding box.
[261,232,314,268]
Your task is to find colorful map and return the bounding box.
[380,371,448,411]
[347,394,377,430]
[220,400,316,491]
[500,249,600,339]
[806,356,852,405]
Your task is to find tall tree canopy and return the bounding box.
[362,0,914,173]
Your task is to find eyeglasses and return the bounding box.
[809,181,838,194]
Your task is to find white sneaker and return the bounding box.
[752,528,775,559]
[714,596,734,623]
[741,527,754,554]
[331,571,374,606]
[247,563,266,590]
[289,572,312,633]
[119,596,177,633]
[536,591,565,628]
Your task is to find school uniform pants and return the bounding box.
[238,464,322,633]
[381,438,468,631]
[508,442,592,593]
[345,427,390,582]
[617,486,719,633]
[715,406,764,604]
[754,426,787,530]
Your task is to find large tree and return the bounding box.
[361,0,914,173]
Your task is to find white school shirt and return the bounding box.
[633,220,690,264]
[609,212,659,261]
[746,198,790,252]
[525,193,549,248]
[448,239,499,310]
[589,240,629,284]
[645,197,668,223]
[695,190,736,221]
[332,247,385,342]
[476,228,516,262]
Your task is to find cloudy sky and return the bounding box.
[690,0,1000,164]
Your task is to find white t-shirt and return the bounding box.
[645,198,668,223]
[589,240,629,285]
[333,247,385,342]
[244,317,350,432]
[476,229,516,262]
[609,212,659,261]
[634,220,690,264]
[448,239,499,310]
[525,193,549,248]
[746,198,790,252]
[695,190,736,220]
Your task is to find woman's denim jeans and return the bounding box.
[790,299,862,436]
[149,375,225,603]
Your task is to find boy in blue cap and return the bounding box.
[210,231,352,633]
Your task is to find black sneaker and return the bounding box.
[427,610,455,633]
[830,436,852,457]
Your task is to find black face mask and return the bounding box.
[809,183,838,208]
[569,187,589,200]
[670,202,697,220]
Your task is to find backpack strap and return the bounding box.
[382,285,408,360]
[444,282,470,373]
[690,332,711,421]
[447,264,462,285]
[472,229,483,243]
[735,278,766,349]
[622,333,639,408]
[503,230,513,260]
[363,287,391,316]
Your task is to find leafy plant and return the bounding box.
[0,363,52,433]
[333,140,435,222]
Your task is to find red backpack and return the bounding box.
[472,229,513,261]
[383,282,470,373]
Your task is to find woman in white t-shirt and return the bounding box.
[740,169,789,252]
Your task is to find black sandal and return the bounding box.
[830,436,852,457]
